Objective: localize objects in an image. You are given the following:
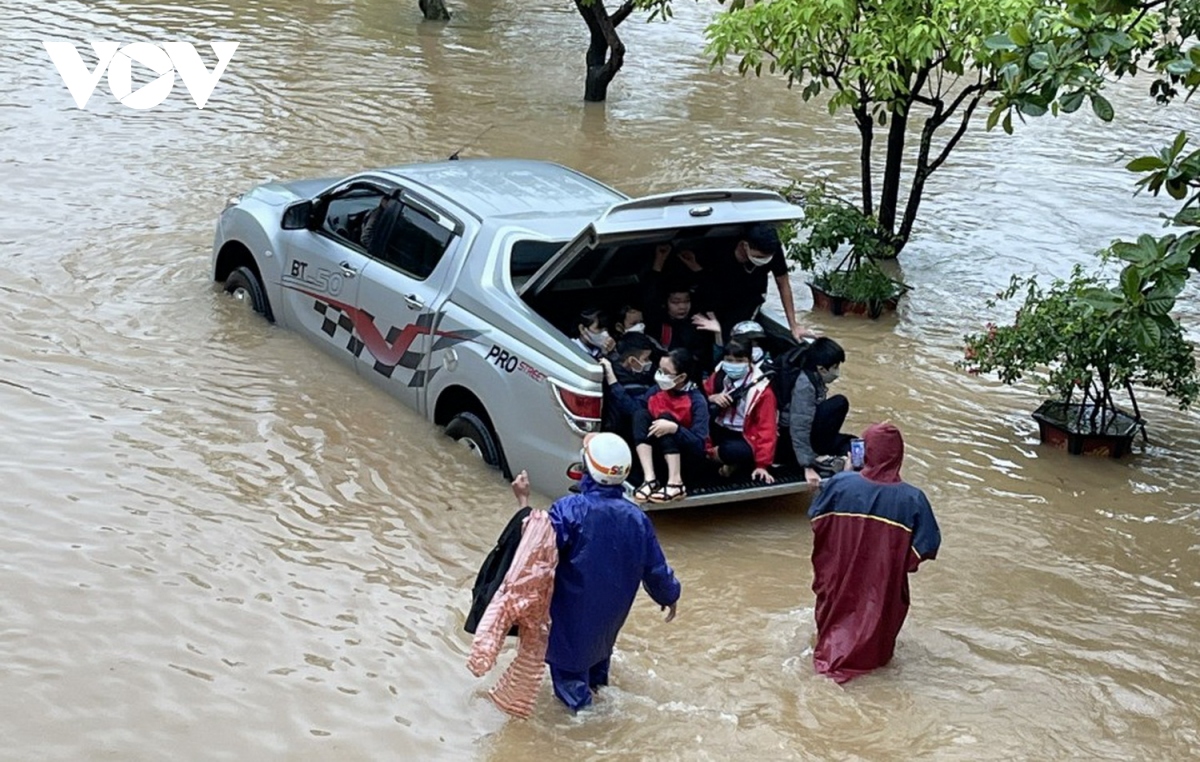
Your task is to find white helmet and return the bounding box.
[582,432,631,485]
[731,320,765,342]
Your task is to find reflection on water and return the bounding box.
[1,0,1198,758]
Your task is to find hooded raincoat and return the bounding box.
[807,423,941,683]
[545,475,681,707]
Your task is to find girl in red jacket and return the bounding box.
[603,348,709,503]
[704,340,779,484]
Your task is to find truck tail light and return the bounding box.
[558,387,602,419]
[549,379,603,435]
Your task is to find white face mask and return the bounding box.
[624,322,645,334]
[654,370,679,390]
[583,327,610,350]
[751,346,764,363]
[820,367,840,384]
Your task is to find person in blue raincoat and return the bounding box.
[542,432,682,711]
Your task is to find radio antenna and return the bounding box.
[448,124,495,161]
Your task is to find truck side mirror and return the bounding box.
[281,200,313,230]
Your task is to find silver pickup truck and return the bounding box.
[211,158,813,507]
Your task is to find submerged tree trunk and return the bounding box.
[575,1,634,102]
[877,104,909,236]
[898,83,987,251]
[900,113,941,254]
[419,0,451,21]
[853,100,874,218]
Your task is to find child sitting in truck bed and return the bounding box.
[612,304,646,340]
[642,245,719,374]
[704,340,778,485]
[571,307,616,360]
[600,348,708,504]
[600,333,659,441]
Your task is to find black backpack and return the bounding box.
[464,507,531,637]
[763,343,811,415]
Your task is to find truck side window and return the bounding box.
[322,187,385,247]
[511,240,564,280]
[376,204,453,280]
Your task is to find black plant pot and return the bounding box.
[1031,400,1143,458]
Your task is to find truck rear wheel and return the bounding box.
[445,411,502,471]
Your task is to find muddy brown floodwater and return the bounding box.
[2,0,1199,759]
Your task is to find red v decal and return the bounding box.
[298,290,438,366]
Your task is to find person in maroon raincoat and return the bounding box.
[807,422,941,683]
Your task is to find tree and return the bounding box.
[419,0,451,21]
[983,0,1198,129]
[576,1,636,102]
[960,264,1199,436]
[574,0,672,102]
[982,0,1200,286]
[705,0,1048,256]
[962,0,1200,440]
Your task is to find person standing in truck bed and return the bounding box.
[677,223,814,342]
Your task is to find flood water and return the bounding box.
[3,1,1200,759]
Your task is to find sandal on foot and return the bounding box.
[633,480,660,503]
[650,483,687,503]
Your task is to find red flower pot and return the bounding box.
[808,282,900,319]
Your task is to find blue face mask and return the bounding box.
[721,360,749,380]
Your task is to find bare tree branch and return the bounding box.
[928,92,985,175]
[611,0,635,27]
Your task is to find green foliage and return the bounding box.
[1126,131,1200,271]
[962,197,1198,413]
[707,0,1038,119]
[984,0,1200,129]
[960,261,1200,431]
[630,0,677,22]
[782,183,908,304]
[968,2,1200,439]
[812,265,906,306]
[783,183,895,269]
[704,0,1050,253]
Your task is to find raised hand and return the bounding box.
[511,470,531,506]
[598,357,618,384]
[692,311,721,334]
[654,243,672,269]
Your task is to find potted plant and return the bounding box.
[781,183,909,319]
[959,251,1199,457]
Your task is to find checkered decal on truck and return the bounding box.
[314,299,368,359]
[310,297,481,387]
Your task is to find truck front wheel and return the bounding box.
[224,266,273,321]
[445,412,502,471]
